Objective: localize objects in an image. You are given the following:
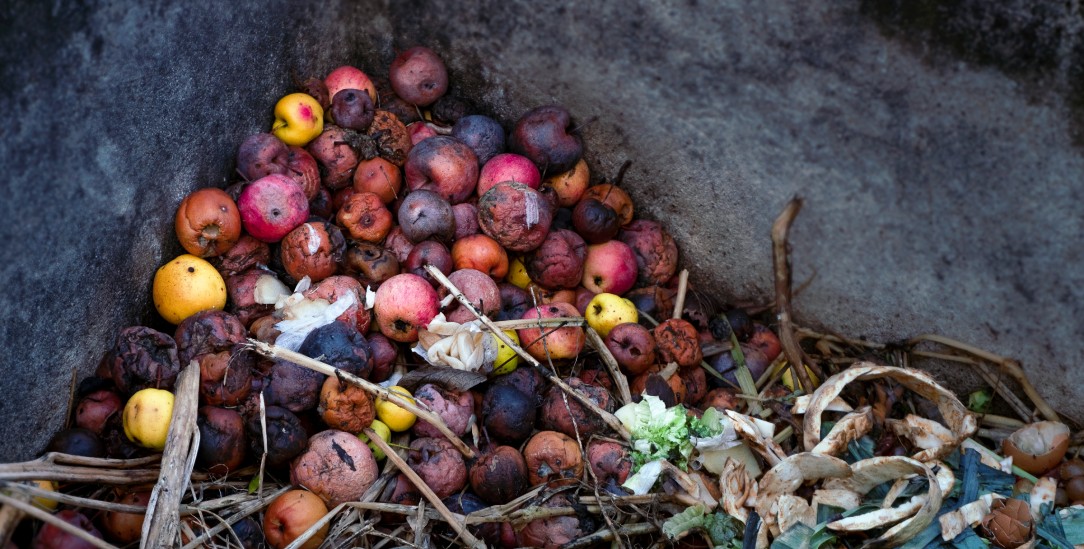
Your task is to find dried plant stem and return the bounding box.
[565,522,658,549]
[0,484,28,547]
[771,197,815,395]
[908,334,1060,422]
[0,481,144,514]
[672,269,689,320]
[980,414,1026,430]
[0,463,162,485]
[972,361,1035,422]
[141,360,200,549]
[363,427,485,549]
[42,453,163,468]
[586,327,633,405]
[179,486,290,549]
[246,340,475,459]
[425,265,632,441]
[0,492,118,549]
[795,326,886,350]
[912,348,1033,421]
[491,317,586,330]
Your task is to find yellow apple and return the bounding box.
[272,93,324,146]
[585,293,638,338]
[507,256,532,289]
[490,330,520,375]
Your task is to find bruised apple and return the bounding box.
[175,188,242,258]
[404,135,479,204]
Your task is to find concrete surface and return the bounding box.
[1,0,1082,461]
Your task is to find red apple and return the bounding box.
[516,302,585,360]
[404,135,479,204]
[324,66,377,112]
[443,268,501,323]
[374,273,440,342]
[263,489,329,549]
[408,121,439,145]
[237,174,309,243]
[389,46,449,107]
[353,157,402,204]
[477,153,542,196]
[451,234,508,279]
[581,240,638,295]
[544,158,590,207]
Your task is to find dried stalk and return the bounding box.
[908,334,1060,423]
[491,317,586,330]
[0,492,117,549]
[0,463,162,484]
[0,483,29,546]
[909,350,1035,422]
[141,360,200,549]
[246,340,475,459]
[425,265,632,441]
[585,327,632,405]
[363,427,485,549]
[972,361,1035,422]
[672,269,689,320]
[771,197,814,395]
[565,522,658,549]
[179,486,290,549]
[0,481,144,514]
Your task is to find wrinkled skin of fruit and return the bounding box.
[106,326,181,395]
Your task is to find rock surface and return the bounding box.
[2,0,1082,460]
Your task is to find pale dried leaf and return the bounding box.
[961,438,1014,472]
[932,462,956,498]
[720,458,757,523]
[812,489,862,512]
[939,493,1002,541]
[726,410,786,466]
[803,363,976,461]
[791,394,854,415]
[696,442,763,479]
[827,457,943,549]
[887,415,956,456]
[811,406,873,456]
[755,452,851,536]
[662,461,718,509]
[829,496,925,532]
[882,478,910,509]
[778,495,817,534]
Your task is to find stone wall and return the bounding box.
[1,0,1080,461]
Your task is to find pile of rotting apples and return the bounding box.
[10,46,1084,549]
